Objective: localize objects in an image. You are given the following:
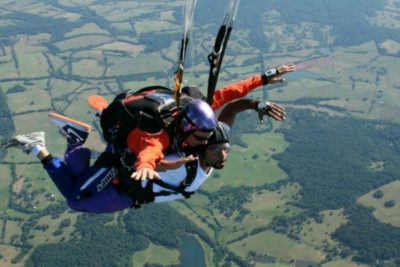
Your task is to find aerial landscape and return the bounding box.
[0,0,400,266]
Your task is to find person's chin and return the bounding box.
[212,162,225,169]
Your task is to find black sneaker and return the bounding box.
[48,112,91,145]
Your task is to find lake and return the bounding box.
[179,235,206,267]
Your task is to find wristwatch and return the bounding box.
[256,101,272,112]
[264,68,280,78]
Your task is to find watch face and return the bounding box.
[265,68,277,77]
[257,101,270,112]
[257,102,266,111]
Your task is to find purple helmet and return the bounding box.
[179,99,217,134]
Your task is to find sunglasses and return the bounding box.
[207,143,231,154]
[192,133,211,141]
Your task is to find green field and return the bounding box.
[357,180,400,227]
[299,209,346,247]
[203,131,289,192]
[1,0,400,266]
[0,165,11,210]
[228,230,325,264]
[131,242,180,266]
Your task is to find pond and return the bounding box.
[179,235,206,267]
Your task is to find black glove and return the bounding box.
[255,101,272,123]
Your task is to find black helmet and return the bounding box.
[208,121,230,145]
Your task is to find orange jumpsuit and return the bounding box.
[127,74,265,170]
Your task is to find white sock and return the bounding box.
[30,145,44,156]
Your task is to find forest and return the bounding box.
[274,109,400,212]
[0,90,15,159]
[1,0,400,266]
[332,204,400,265]
[271,109,400,264]
[196,0,397,50]
[24,204,248,267]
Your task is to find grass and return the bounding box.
[72,58,104,78]
[48,78,85,98]
[379,39,400,55]
[269,79,348,103]
[322,260,368,267]
[65,23,110,38]
[11,111,53,137]
[243,184,302,225]
[0,165,11,211]
[0,61,18,79]
[2,219,22,244]
[14,163,59,197]
[135,20,180,35]
[213,185,302,245]
[1,2,400,266]
[228,230,325,263]
[357,180,400,227]
[45,53,67,71]
[0,244,20,267]
[252,263,291,267]
[100,41,144,54]
[171,201,218,238]
[299,209,346,248]
[131,242,180,267]
[332,41,379,70]
[6,86,51,114]
[30,213,78,245]
[16,52,49,78]
[55,35,114,51]
[107,53,173,76]
[202,131,289,192]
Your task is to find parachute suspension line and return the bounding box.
[174,0,197,109]
[206,0,240,106]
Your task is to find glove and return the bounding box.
[255,100,286,123]
[256,101,272,123]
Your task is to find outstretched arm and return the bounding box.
[217,99,286,127]
[264,63,296,84]
[212,63,296,110]
[156,154,198,171]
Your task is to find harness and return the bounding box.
[94,86,207,207]
[94,146,199,209]
[116,149,199,209]
[100,86,195,147]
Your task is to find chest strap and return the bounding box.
[117,156,199,209]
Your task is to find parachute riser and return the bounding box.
[174,0,197,112]
[206,0,240,106]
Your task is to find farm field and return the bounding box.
[0,0,400,266]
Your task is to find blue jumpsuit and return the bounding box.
[44,144,133,213]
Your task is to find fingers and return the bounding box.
[267,103,286,121]
[131,168,161,181]
[183,154,198,162]
[278,63,296,74]
[267,109,286,121]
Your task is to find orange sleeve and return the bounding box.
[126,128,171,170]
[211,74,264,110]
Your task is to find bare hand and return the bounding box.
[131,167,161,181]
[156,154,198,171]
[268,63,296,84]
[257,101,286,122]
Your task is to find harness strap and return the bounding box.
[115,152,199,208]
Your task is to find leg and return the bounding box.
[67,185,133,213]
[64,144,91,176]
[1,132,83,200]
